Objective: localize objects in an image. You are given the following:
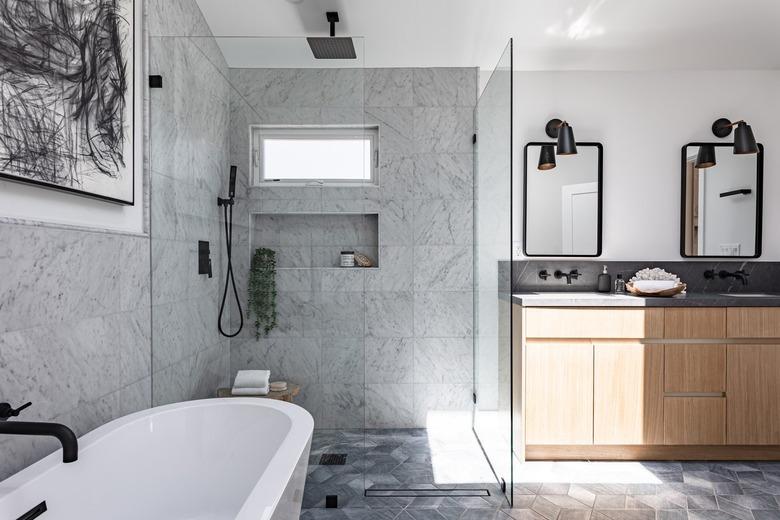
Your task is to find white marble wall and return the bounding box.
[228,67,477,429]
[147,0,231,405]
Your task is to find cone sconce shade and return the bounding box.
[537,145,556,170]
[544,118,578,157]
[556,121,578,155]
[734,122,758,154]
[711,118,758,155]
[695,144,717,169]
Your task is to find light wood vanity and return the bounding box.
[514,302,780,460]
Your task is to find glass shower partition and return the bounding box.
[473,39,513,504]
[148,35,371,512]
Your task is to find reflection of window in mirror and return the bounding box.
[524,143,602,257]
[682,144,762,258]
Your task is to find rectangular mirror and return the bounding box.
[523,142,603,256]
[681,143,763,258]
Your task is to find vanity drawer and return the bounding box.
[664,344,726,393]
[664,308,726,339]
[664,397,725,445]
[727,308,780,338]
[524,308,664,339]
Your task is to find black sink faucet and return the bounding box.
[554,269,579,285]
[704,269,750,286]
[0,402,78,463]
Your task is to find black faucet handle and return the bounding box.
[570,269,580,279]
[0,402,32,420]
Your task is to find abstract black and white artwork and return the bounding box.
[0,0,134,205]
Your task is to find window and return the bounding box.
[251,126,379,185]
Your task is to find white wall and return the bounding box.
[508,70,780,260]
[0,0,145,234]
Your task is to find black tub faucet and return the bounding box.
[704,269,750,286]
[0,402,78,463]
[554,269,579,285]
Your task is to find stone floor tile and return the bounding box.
[687,495,719,510]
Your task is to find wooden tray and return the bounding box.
[626,282,687,297]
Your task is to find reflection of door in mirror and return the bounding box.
[684,157,700,255]
[562,182,598,255]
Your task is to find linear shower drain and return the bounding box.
[319,453,348,465]
[365,488,491,497]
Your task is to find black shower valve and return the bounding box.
[198,240,212,278]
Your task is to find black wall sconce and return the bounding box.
[695,144,717,169]
[537,118,578,171]
[712,118,759,154]
[546,118,578,155]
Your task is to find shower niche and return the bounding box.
[251,213,379,269]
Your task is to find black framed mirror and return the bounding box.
[681,143,763,258]
[523,142,603,257]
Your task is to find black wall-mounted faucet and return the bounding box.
[0,402,78,463]
[705,269,750,286]
[538,270,550,280]
[554,269,579,285]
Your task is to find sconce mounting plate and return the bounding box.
[545,118,562,139]
[712,117,733,138]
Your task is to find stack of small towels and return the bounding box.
[232,370,270,396]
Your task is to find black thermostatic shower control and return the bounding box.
[198,241,212,278]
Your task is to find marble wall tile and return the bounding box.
[365,292,414,337]
[413,108,474,153]
[413,199,474,245]
[414,291,474,338]
[229,68,364,109]
[414,246,474,291]
[230,337,320,387]
[365,247,414,292]
[321,338,364,384]
[365,337,414,383]
[413,154,474,200]
[275,269,314,292]
[413,338,473,384]
[313,269,366,292]
[379,154,416,201]
[319,384,365,429]
[314,292,365,338]
[364,107,414,156]
[379,200,414,246]
[366,384,415,428]
[412,384,472,429]
[365,68,414,107]
[413,68,477,107]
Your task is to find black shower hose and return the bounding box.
[218,202,243,338]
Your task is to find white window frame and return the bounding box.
[250,125,380,186]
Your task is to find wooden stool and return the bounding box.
[216,384,301,403]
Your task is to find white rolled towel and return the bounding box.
[232,386,269,396]
[234,370,270,389]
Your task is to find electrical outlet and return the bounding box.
[513,242,523,259]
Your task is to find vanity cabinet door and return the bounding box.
[664,344,726,393]
[664,308,726,339]
[727,308,780,338]
[525,341,593,445]
[727,345,780,444]
[593,342,664,445]
[664,397,725,445]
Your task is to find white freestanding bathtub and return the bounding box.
[0,398,313,520]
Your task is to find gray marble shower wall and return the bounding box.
[227,67,478,428]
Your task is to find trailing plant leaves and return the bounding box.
[247,248,277,339]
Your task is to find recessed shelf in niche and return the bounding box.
[251,213,379,269]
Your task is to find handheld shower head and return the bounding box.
[229,165,237,199]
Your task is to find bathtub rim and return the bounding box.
[0,398,314,519]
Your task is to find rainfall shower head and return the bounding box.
[307,11,356,59]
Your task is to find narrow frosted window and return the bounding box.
[252,127,378,185]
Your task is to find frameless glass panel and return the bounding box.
[473,39,513,504]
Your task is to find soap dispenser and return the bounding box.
[597,265,611,293]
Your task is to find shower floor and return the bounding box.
[300,429,780,519]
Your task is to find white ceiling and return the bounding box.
[194,0,780,71]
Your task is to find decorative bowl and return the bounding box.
[632,280,678,293]
[626,282,687,297]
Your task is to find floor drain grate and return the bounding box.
[365,488,491,497]
[319,453,347,465]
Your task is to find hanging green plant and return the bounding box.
[247,248,277,339]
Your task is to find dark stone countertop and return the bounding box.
[512,291,780,307]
